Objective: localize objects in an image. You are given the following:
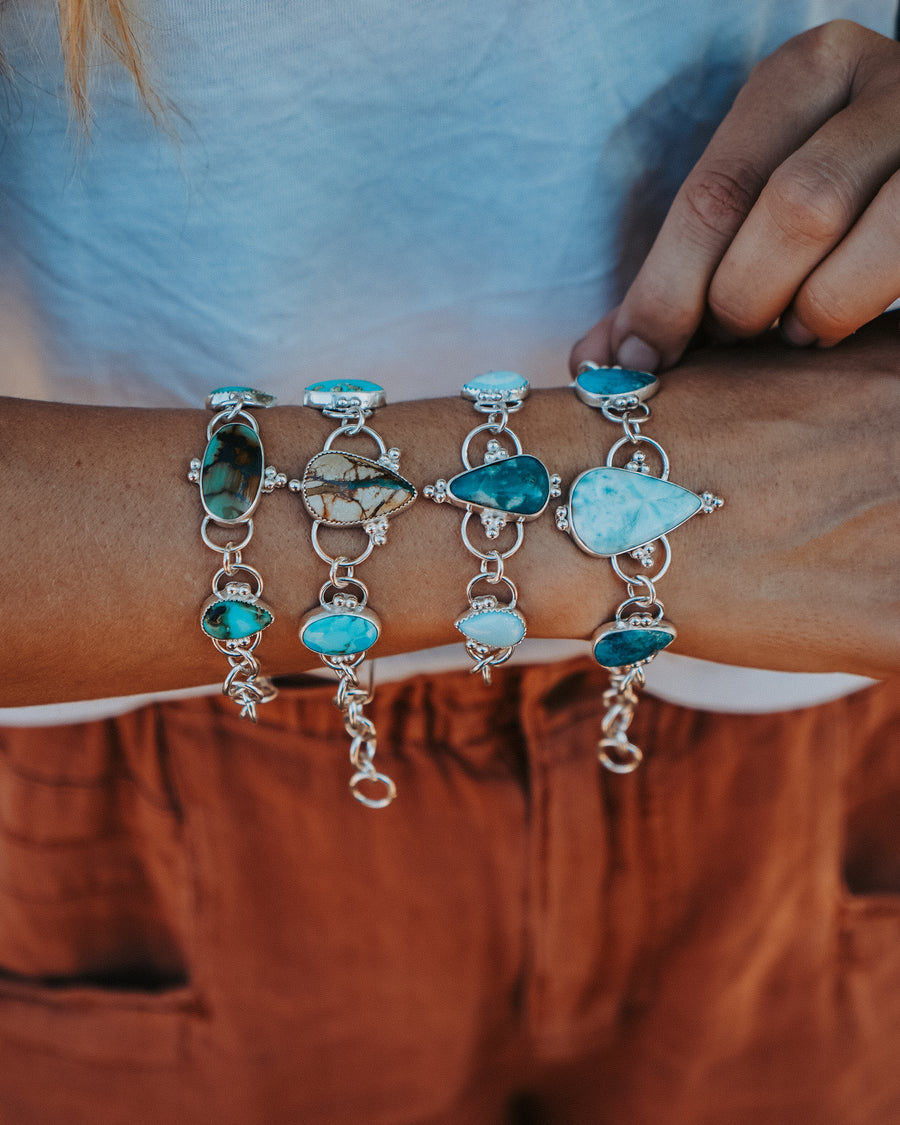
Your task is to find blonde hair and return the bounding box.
[57,0,159,127]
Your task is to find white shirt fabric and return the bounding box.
[0,0,888,724]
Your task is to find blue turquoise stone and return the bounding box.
[592,626,674,668]
[301,612,379,656]
[462,371,529,400]
[202,599,273,641]
[569,467,702,555]
[456,609,526,648]
[307,379,383,395]
[575,367,657,398]
[201,422,263,521]
[449,454,550,516]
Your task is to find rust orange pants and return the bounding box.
[0,659,897,1124]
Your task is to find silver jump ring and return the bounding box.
[460,511,524,561]
[310,521,376,568]
[465,572,519,608]
[319,576,369,608]
[349,766,397,809]
[606,434,670,480]
[207,405,260,441]
[323,423,387,459]
[612,534,672,585]
[201,516,254,554]
[461,422,522,470]
[598,737,644,774]
[211,561,265,599]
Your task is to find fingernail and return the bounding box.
[616,335,660,373]
[780,313,817,348]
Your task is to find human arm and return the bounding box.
[572,20,900,373]
[4,315,898,708]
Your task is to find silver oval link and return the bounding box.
[460,421,522,470]
[606,434,670,479]
[201,516,254,555]
[310,521,375,568]
[611,534,672,585]
[323,422,387,458]
[460,511,524,561]
[211,561,265,599]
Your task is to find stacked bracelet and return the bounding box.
[556,363,723,772]
[189,386,287,721]
[425,371,559,683]
[290,379,416,809]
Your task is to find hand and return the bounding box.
[571,20,900,374]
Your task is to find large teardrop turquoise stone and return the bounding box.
[301,611,380,656]
[202,599,273,641]
[569,467,702,556]
[592,624,675,668]
[302,451,416,525]
[448,454,550,516]
[201,422,264,521]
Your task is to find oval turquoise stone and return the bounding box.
[462,371,529,399]
[449,454,550,516]
[202,599,273,641]
[575,367,657,398]
[592,626,674,668]
[456,609,526,648]
[301,612,379,656]
[201,422,264,521]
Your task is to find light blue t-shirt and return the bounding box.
[0,0,888,720]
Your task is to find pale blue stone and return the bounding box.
[569,467,702,555]
[462,370,529,398]
[448,455,550,516]
[592,626,674,668]
[575,368,657,398]
[202,599,273,641]
[456,609,526,647]
[301,612,379,656]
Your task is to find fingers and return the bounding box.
[578,21,900,372]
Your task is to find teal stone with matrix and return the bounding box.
[574,366,658,406]
[568,466,702,556]
[300,609,380,656]
[448,454,550,518]
[461,370,530,404]
[201,422,264,523]
[592,623,675,669]
[202,598,274,641]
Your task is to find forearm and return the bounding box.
[4,318,898,706]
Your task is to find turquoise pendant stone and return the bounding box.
[568,467,702,556]
[304,379,386,412]
[574,367,658,405]
[202,598,273,641]
[461,370,529,404]
[206,387,276,411]
[456,607,526,648]
[592,622,675,668]
[201,422,264,522]
[301,451,416,525]
[448,454,550,517]
[300,610,380,656]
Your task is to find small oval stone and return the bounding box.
[201,422,264,522]
[461,370,529,404]
[301,611,380,656]
[592,625,674,668]
[202,599,273,641]
[303,379,386,412]
[574,367,658,406]
[456,608,526,648]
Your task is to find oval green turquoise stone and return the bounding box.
[201,422,264,522]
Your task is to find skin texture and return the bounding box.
[3,314,898,706]
[571,21,900,374]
